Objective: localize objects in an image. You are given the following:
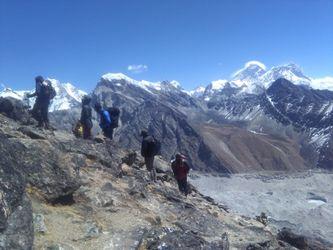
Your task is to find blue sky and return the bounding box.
[1,0,332,91]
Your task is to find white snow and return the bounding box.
[311,77,333,91]
[102,73,136,84]
[211,79,228,90]
[260,64,312,88]
[170,80,181,89]
[0,88,28,99]
[188,86,205,97]
[101,72,184,94]
[309,127,332,148]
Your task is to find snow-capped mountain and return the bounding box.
[260,63,312,88]
[101,73,182,94]
[0,79,86,112]
[192,61,330,99]
[231,61,267,93]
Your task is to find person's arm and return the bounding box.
[26,92,37,98]
[80,107,86,123]
[141,140,147,157]
[184,162,190,174]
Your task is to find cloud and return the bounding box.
[311,77,333,91]
[232,60,266,77]
[244,61,267,70]
[127,64,148,74]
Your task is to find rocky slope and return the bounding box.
[91,74,228,173]
[2,99,332,249]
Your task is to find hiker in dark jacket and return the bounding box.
[171,153,190,196]
[94,103,113,139]
[80,96,93,139]
[27,76,55,129]
[141,130,157,182]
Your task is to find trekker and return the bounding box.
[94,103,113,139]
[80,96,92,139]
[171,153,190,196]
[140,130,158,182]
[27,76,56,129]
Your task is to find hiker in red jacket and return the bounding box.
[171,153,190,196]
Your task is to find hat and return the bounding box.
[140,130,148,137]
[94,102,102,111]
[35,75,44,83]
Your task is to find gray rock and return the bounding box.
[85,222,100,239]
[33,214,47,234]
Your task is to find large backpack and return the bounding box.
[40,80,56,100]
[107,107,120,128]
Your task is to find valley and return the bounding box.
[191,170,333,244]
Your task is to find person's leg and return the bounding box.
[108,127,114,140]
[103,127,113,139]
[177,180,182,192]
[183,178,188,196]
[41,103,50,129]
[83,125,90,139]
[40,102,49,129]
[151,157,156,182]
[145,157,156,182]
[32,100,42,126]
[178,179,188,195]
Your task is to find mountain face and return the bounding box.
[92,74,228,172]
[204,78,333,169]
[0,79,86,112]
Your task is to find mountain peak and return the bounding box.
[101,73,135,83]
[261,63,311,87]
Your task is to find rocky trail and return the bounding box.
[0,98,332,249]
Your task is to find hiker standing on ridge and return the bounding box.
[94,102,113,139]
[171,153,190,196]
[140,130,159,182]
[27,76,56,129]
[80,95,93,139]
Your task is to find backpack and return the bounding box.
[107,107,120,128]
[40,80,56,100]
[73,121,83,138]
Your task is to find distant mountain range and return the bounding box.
[190,62,332,99]
[1,62,332,171]
[0,79,86,112]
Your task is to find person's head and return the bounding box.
[175,153,184,163]
[140,130,148,138]
[94,102,102,112]
[82,95,91,105]
[35,75,44,84]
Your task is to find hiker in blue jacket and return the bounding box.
[94,103,114,139]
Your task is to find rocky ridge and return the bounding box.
[1,99,332,249]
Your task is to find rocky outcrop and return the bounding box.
[277,228,333,250]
